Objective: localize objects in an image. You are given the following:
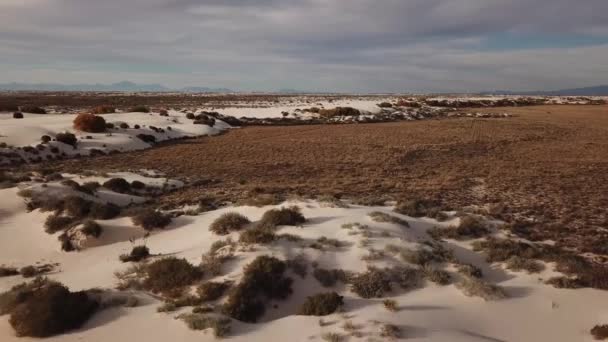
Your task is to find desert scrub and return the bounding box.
[400,247,440,265]
[209,212,250,235]
[383,299,398,312]
[55,132,77,147]
[350,268,392,298]
[456,276,508,301]
[197,281,231,302]
[368,211,409,227]
[321,332,344,342]
[128,105,150,113]
[222,256,292,322]
[310,236,344,250]
[1,278,99,337]
[143,258,202,294]
[318,107,360,118]
[387,265,423,290]
[313,268,349,287]
[505,256,544,273]
[177,313,231,338]
[380,324,402,339]
[298,292,344,316]
[591,325,608,340]
[119,245,150,263]
[131,209,171,230]
[73,113,107,133]
[456,263,483,278]
[102,178,131,193]
[429,215,489,240]
[44,214,77,234]
[81,220,103,238]
[239,225,277,244]
[287,254,308,278]
[257,206,305,229]
[394,198,443,218]
[20,105,46,114]
[0,266,19,277]
[422,265,451,285]
[89,202,121,220]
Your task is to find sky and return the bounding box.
[1,0,607,93]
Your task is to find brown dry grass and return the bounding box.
[41,104,608,257]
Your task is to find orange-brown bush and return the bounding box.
[73,113,107,133]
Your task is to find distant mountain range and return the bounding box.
[0,81,233,93]
[482,85,608,96]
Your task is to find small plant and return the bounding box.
[591,324,608,340]
[63,196,92,218]
[350,268,392,298]
[239,226,276,244]
[380,324,402,339]
[13,112,23,119]
[129,106,150,113]
[102,178,131,193]
[258,206,305,229]
[313,268,348,287]
[422,265,451,285]
[44,214,77,234]
[197,281,231,302]
[456,263,483,278]
[131,209,171,230]
[505,256,544,273]
[177,313,231,338]
[73,113,107,133]
[136,134,156,143]
[89,202,121,219]
[119,245,150,263]
[143,258,202,294]
[210,212,250,235]
[55,132,77,147]
[19,266,39,278]
[0,266,19,277]
[321,332,343,342]
[456,276,508,301]
[394,198,443,218]
[383,299,398,312]
[298,292,344,316]
[368,211,409,227]
[130,180,146,189]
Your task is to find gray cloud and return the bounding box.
[0,0,607,92]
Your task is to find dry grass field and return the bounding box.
[48,104,608,257]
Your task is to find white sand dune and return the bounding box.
[1,185,607,341]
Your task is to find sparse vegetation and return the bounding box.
[350,268,392,298]
[505,256,544,273]
[177,313,231,338]
[456,263,483,278]
[0,266,19,277]
[119,245,150,263]
[128,106,150,113]
[422,265,451,285]
[318,107,360,118]
[197,281,231,302]
[430,216,489,240]
[298,292,344,316]
[456,276,508,301]
[380,324,402,339]
[131,209,171,230]
[383,299,398,312]
[44,214,77,233]
[369,211,409,226]
[90,105,115,114]
[394,199,443,218]
[143,258,202,294]
[239,226,277,244]
[313,268,349,287]
[257,206,305,229]
[210,212,250,235]
[20,105,46,114]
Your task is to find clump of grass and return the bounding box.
[430,216,489,240]
[591,324,608,340]
[131,209,171,230]
[313,268,349,287]
[177,313,231,338]
[119,246,150,263]
[298,292,344,316]
[394,198,443,218]
[44,214,77,234]
[239,226,276,245]
[380,324,402,339]
[387,266,423,290]
[456,263,483,278]
[321,332,344,342]
[81,220,102,238]
[400,247,438,266]
[368,211,409,227]
[143,258,202,295]
[422,265,451,285]
[350,268,392,298]
[310,236,344,250]
[222,256,292,322]
[456,276,508,301]
[383,299,398,312]
[258,206,305,229]
[197,281,231,302]
[505,256,545,273]
[209,212,250,235]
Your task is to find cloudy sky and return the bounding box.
[1,0,607,92]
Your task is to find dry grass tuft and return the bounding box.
[210,212,250,235]
[456,276,508,301]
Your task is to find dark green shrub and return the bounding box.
[210,212,250,235]
[130,180,146,190]
[132,209,171,230]
[13,112,23,119]
[143,258,202,294]
[298,292,343,316]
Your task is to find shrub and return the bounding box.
[505,256,544,273]
[119,245,150,263]
[131,209,171,230]
[159,109,169,116]
[591,325,608,340]
[400,247,439,265]
[130,180,146,190]
[0,266,19,277]
[20,105,46,114]
[456,263,483,278]
[19,266,38,278]
[298,292,343,316]
[239,226,276,244]
[13,112,23,119]
[321,332,343,342]
[4,279,98,337]
[456,276,508,301]
[318,107,360,118]
[383,299,398,312]
[90,105,115,114]
[40,135,51,143]
[73,113,107,133]
[81,181,101,193]
[423,265,451,285]
[210,212,250,235]
[44,215,77,234]
[350,268,392,298]
[186,113,195,119]
[143,258,202,294]
[136,133,156,143]
[394,199,442,218]
[258,206,305,229]
[313,268,348,287]
[380,324,402,339]
[89,202,121,220]
[222,256,292,322]
[55,132,77,147]
[119,122,129,129]
[387,265,423,290]
[63,196,92,217]
[129,106,150,113]
[81,220,102,238]
[197,281,231,302]
[102,178,131,193]
[177,313,231,338]
[378,102,393,108]
[368,211,409,227]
